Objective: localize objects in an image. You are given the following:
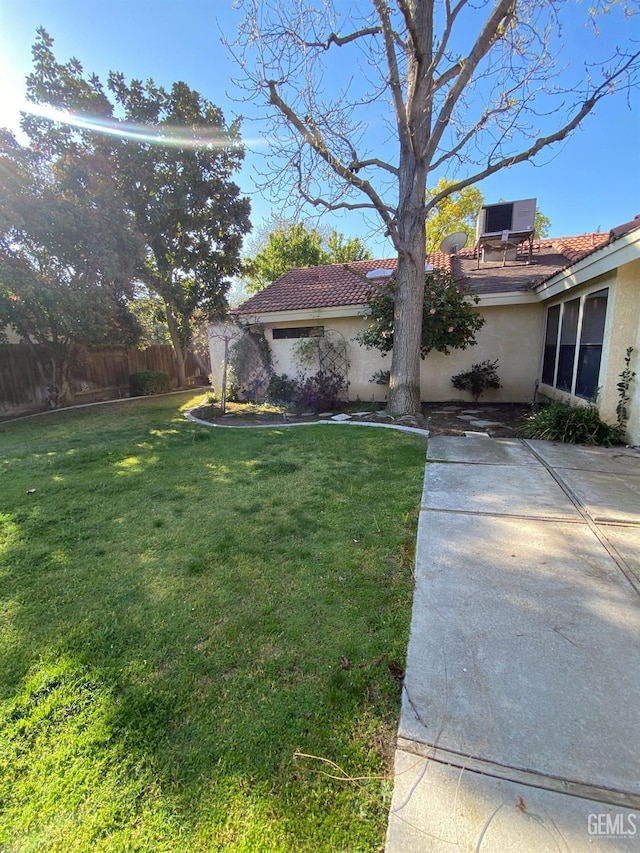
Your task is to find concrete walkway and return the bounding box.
[386,436,640,852]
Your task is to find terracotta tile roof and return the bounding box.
[235,255,452,314]
[234,227,627,314]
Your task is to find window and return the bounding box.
[541,289,608,399]
[272,326,324,340]
[541,304,560,385]
[575,290,608,400]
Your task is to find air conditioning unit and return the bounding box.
[476,198,536,239]
[475,198,536,264]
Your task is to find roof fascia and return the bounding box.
[475,291,539,307]
[534,230,640,300]
[233,304,370,325]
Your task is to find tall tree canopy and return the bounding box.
[233,1,639,414]
[22,28,251,386]
[0,129,142,404]
[244,220,371,292]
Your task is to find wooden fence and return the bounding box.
[0,344,204,417]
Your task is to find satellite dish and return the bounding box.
[439,231,468,255]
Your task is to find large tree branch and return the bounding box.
[350,157,399,176]
[267,80,398,240]
[423,0,515,164]
[291,26,382,50]
[372,0,412,155]
[423,58,640,220]
[430,0,468,92]
[429,92,522,172]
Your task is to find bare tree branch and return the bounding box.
[424,52,640,220]
[292,26,382,50]
[424,0,516,163]
[266,79,398,240]
[372,0,412,155]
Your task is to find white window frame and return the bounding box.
[540,287,609,400]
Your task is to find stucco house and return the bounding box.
[209,216,640,444]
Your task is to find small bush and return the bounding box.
[130,370,171,397]
[266,374,299,406]
[296,371,349,412]
[451,359,501,402]
[520,400,620,446]
[266,371,348,412]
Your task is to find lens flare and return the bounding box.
[19,99,266,150]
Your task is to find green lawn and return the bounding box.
[0,394,426,852]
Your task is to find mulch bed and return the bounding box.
[189,401,533,437]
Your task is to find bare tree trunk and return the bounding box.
[387,156,427,416]
[165,302,187,388]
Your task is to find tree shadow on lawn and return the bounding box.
[0,415,425,849]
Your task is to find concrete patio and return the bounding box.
[386,436,640,852]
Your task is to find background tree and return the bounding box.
[0,130,141,405]
[244,222,327,292]
[244,220,371,292]
[534,210,552,240]
[23,28,251,386]
[425,179,484,252]
[325,230,372,264]
[233,1,639,414]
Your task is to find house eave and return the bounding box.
[534,229,640,300]
[232,304,371,324]
[476,291,539,307]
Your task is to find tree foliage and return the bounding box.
[244,220,371,292]
[357,269,485,360]
[0,129,141,404]
[22,28,251,386]
[426,179,484,252]
[232,1,639,414]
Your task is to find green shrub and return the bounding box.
[451,359,501,402]
[129,370,171,397]
[520,400,620,446]
[266,373,299,406]
[266,371,348,412]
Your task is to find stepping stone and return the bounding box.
[469,419,505,428]
[330,413,352,422]
[350,411,372,418]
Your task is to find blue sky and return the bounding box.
[1,0,638,257]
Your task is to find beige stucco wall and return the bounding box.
[419,302,544,403]
[600,259,640,444]
[209,302,545,405]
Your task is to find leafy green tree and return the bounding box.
[357,269,485,363]
[325,230,372,264]
[128,288,171,346]
[244,221,371,292]
[425,179,484,252]
[0,130,141,405]
[535,210,551,239]
[245,222,327,292]
[23,28,251,386]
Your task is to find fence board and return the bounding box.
[0,344,203,416]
